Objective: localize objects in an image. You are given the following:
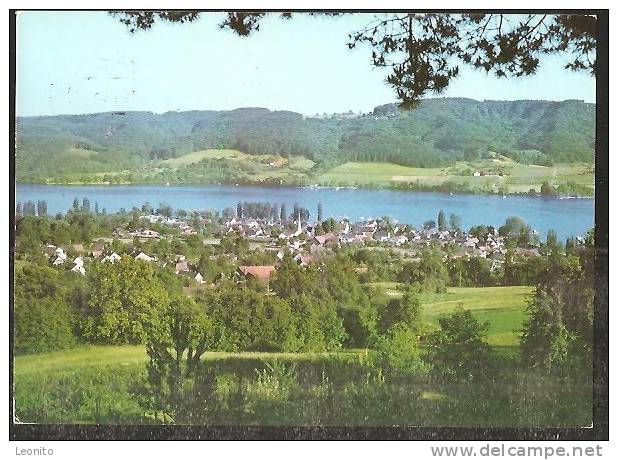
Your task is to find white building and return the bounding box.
[71,264,86,275]
[134,252,154,262]
[101,252,121,263]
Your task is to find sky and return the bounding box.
[16,11,596,117]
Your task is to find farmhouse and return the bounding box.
[235,265,277,282]
[134,252,155,262]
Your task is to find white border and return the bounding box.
[2,1,615,457]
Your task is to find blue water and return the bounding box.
[15,184,594,240]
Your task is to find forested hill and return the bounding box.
[15,98,595,181]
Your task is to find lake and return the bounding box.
[15,184,594,240]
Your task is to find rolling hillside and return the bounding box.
[15,98,595,183]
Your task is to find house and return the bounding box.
[235,265,277,282]
[473,171,481,177]
[313,232,336,246]
[374,230,390,242]
[294,253,314,267]
[70,263,86,275]
[92,241,106,251]
[91,241,106,258]
[135,252,154,262]
[52,253,67,266]
[463,237,479,248]
[73,256,84,266]
[72,243,85,254]
[245,227,264,238]
[175,260,190,274]
[101,252,121,263]
[358,225,376,238]
[392,235,409,246]
[194,273,205,285]
[42,244,58,257]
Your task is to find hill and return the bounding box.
[15,98,595,183]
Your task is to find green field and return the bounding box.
[317,156,593,194]
[319,162,445,186]
[366,285,533,347]
[13,343,590,427]
[419,286,533,347]
[157,148,315,183]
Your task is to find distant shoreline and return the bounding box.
[15,181,595,199]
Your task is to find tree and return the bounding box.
[317,202,323,222]
[23,201,36,216]
[499,216,529,238]
[83,257,170,344]
[35,200,47,217]
[72,197,80,211]
[398,249,449,293]
[157,202,173,218]
[14,265,76,354]
[236,202,243,219]
[378,286,421,334]
[520,238,593,371]
[139,295,213,421]
[322,217,336,233]
[114,12,596,108]
[542,229,562,256]
[141,202,153,214]
[540,181,555,196]
[448,213,461,232]
[82,198,91,212]
[425,307,491,381]
[280,203,287,223]
[437,209,446,231]
[422,219,436,230]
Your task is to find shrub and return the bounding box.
[425,307,491,382]
[370,324,428,375]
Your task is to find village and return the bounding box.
[38,204,544,290]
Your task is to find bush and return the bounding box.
[370,324,428,375]
[425,307,491,382]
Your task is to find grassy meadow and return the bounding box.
[14,347,591,427]
[365,285,533,347]
[13,285,592,428]
[318,156,593,194]
[154,149,315,184]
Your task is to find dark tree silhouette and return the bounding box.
[112,12,596,107]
